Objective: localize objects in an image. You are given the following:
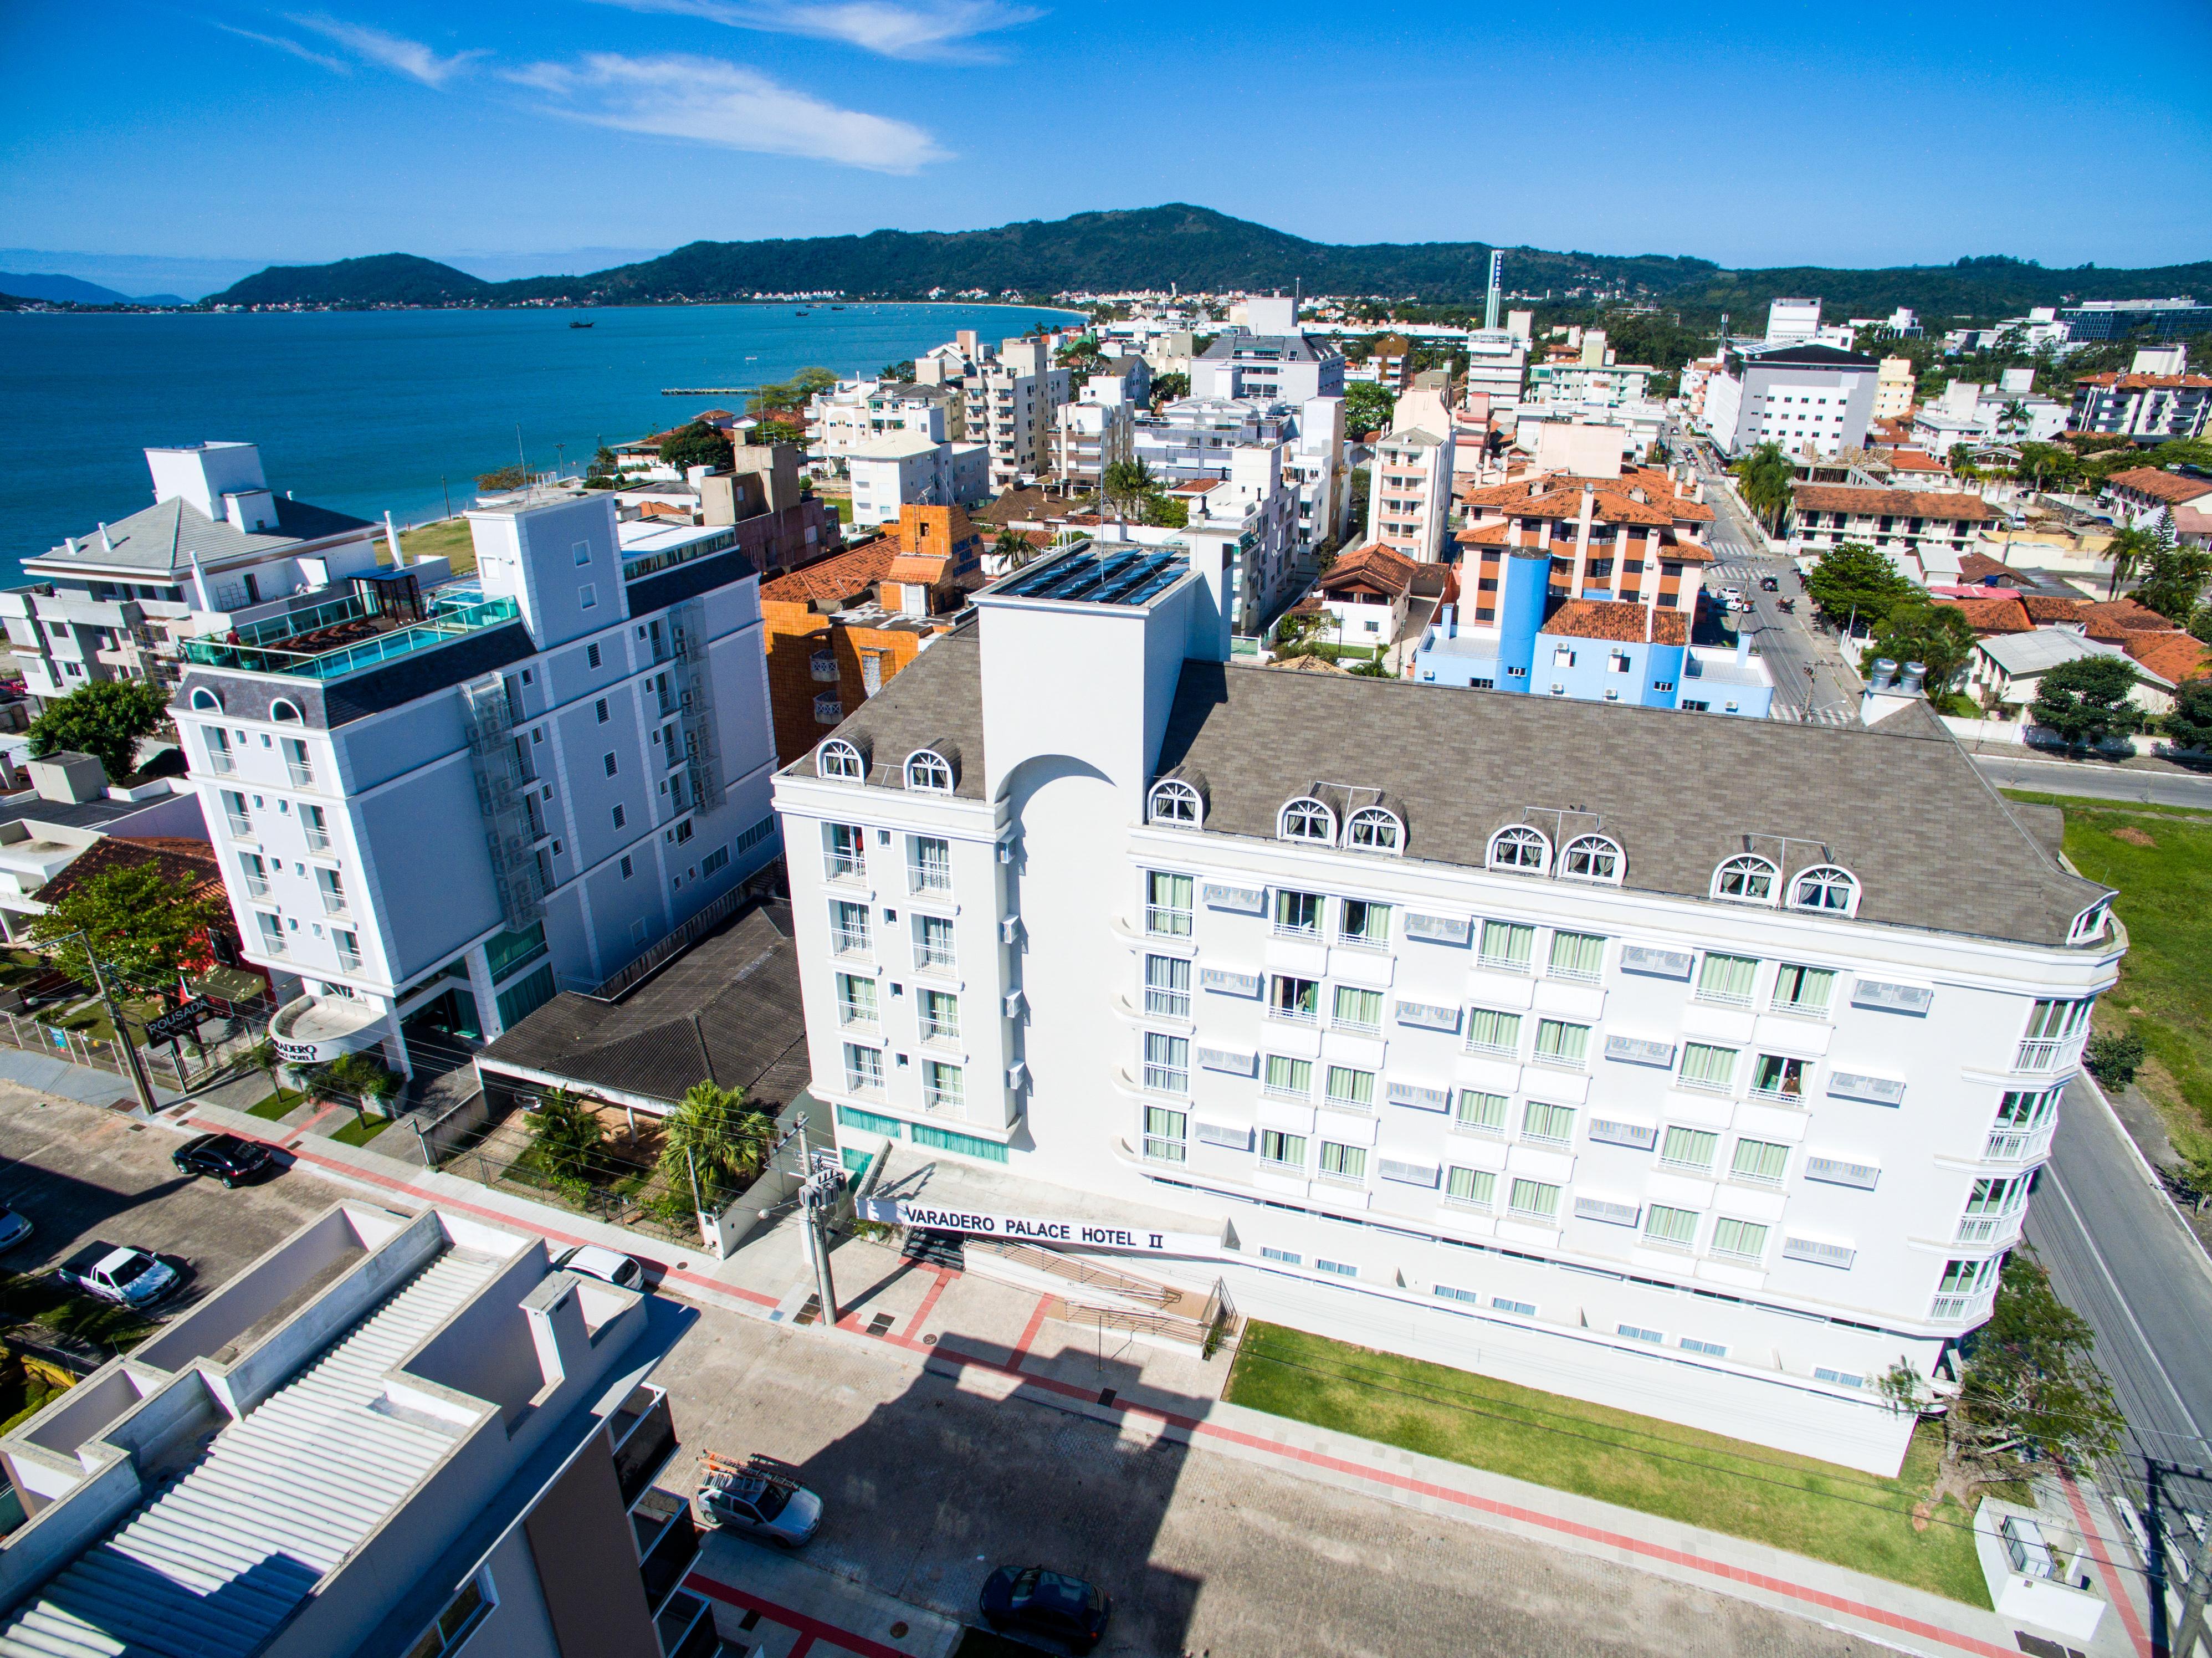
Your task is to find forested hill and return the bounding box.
[202,204,2212,319]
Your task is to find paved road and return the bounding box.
[0,1086,350,1318]
[656,1308,1881,1658]
[2024,1079,2212,1567]
[1974,753,2212,809]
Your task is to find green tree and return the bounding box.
[1148,371,1190,407]
[1947,442,1980,480]
[656,1080,775,1205]
[2015,442,2080,493]
[2191,604,2212,644]
[2031,654,2144,748]
[1952,1254,2124,1470]
[2132,534,2212,623]
[991,528,1035,570]
[1348,656,1394,678]
[27,679,171,784]
[1342,381,1395,440]
[528,1089,606,1180]
[658,421,733,473]
[585,444,619,480]
[751,419,805,448]
[2167,678,2212,749]
[2102,523,2163,599]
[1732,443,1794,534]
[1803,542,1910,635]
[878,358,915,382]
[1860,597,1978,695]
[2083,1030,2145,1087]
[474,464,526,492]
[1140,493,1188,530]
[1101,458,1155,517]
[1996,398,2032,440]
[29,862,231,1009]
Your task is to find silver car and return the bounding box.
[693,1462,822,1548]
[0,1207,32,1252]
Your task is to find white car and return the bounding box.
[551,1244,647,1291]
[0,1206,32,1252]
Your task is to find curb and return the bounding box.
[2076,1071,2212,1281]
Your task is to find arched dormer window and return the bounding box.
[1712,854,1778,904]
[1790,865,1860,915]
[1346,806,1403,854]
[189,688,222,712]
[1279,797,1335,845]
[1486,825,1550,874]
[1560,833,1623,884]
[1148,779,1202,826]
[269,698,303,723]
[816,738,864,781]
[905,748,955,793]
[2067,902,2109,945]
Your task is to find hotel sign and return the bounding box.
[858,1198,1223,1257]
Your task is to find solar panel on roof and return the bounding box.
[990,547,1185,606]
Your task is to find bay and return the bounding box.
[0,300,1079,578]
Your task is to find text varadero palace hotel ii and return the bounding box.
[772,541,2121,1476]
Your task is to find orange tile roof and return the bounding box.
[1542,598,1689,646]
[1957,551,2024,584]
[1886,449,1947,473]
[1933,596,2035,634]
[1318,541,1421,598]
[2076,373,2212,390]
[2076,597,2182,642]
[2105,468,2212,505]
[2124,631,2212,684]
[2019,594,2091,623]
[1455,521,1514,546]
[1791,484,1994,519]
[760,541,896,604]
[35,836,225,910]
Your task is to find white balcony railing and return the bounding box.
[207,751,236,775]
[1267,1003,1317,1026]
[225,815,253,840]
[831,928,871,959]
[1955,1215,2019,1246]
[1983,1125,2055,1163]
[2013,1038,2072,1073]
[320,891,347,917]
[823,852,866,884]
[1931,1289,1996,1322]
[286,760,314,787]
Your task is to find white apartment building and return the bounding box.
[172,490,785,1079]
[1364,421,1456,561]
[961,337,1071,494]
[1701,346,1881,458]
[1873,356,1916,421]
[1052,375,1137,494]
[1172,446,1305,633]
[805,380,963,473]
[1765,298,1824,342]
[773,543,2122,1475]
[3,443,388,703]
[848,434,989,527]
[1189,320,1346,405]
[1463,329,1529,415]
[1134,395,1347,552]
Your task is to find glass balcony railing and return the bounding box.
[182,594,521,680]
[610,1386,676,1508]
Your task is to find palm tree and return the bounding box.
[1102,458,1156,521]
[1733,444,1794,535]
[657,1080,775,1207]
[1998,399,2032,442]
[2104,525,2160,599]
[528,1088,606,1180]
[991,528,1034,572]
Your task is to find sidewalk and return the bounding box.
[170,1097,2159,1658]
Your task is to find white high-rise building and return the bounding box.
[773,544,2122,1475]
[960,337,1072,494]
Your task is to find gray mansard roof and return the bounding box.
[35,495,377,577]
[794,623,2107,946]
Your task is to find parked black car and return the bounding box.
[979,1566,1112,1654]
[172,1133,274,1186]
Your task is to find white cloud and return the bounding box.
[210,22,354,74]
[585,0,1041,62]
[509,52,950,171]
[287,14,485,85]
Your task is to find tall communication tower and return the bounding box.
[1483,249,1503,331]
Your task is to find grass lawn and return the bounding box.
[245,1087,305,1122]
[1225,1322,1993,1606]
[2002,790,2212,1156]
[328,1112,394,1148]
[398,516,477,576]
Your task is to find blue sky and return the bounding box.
[3,0,2209,286]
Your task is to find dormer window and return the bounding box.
[1790,865,1859,915]
[269,698,303,724]
[906,749,955,793]
[816,739,864,782]
[1560,834,1622,884]
[1486,826,1550,874]
[189,688,222,712]
[2067,902,2109,945]
[1279,797,1335,845]
[1345,807,1402,854]
[1148,780,1202,826]
[1713,854,1778,904]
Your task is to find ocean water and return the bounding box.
[0,301,1079,579]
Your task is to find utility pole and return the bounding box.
[58,931,156,1114]
[2176,1514,2212,1658]
[792,1114,839,1324]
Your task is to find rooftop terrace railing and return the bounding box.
[181,595,522,680]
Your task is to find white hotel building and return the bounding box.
[771,544,2121,1474]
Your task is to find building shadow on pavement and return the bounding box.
[775,1338,1206,1656]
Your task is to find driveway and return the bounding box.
[652,1304,1878,1657]
[0,1087,352,1318]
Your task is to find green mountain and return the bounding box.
[212,253,489,306]
[203,206,2212,321]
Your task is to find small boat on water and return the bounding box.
[830,305,845,310]
[569,320,594,329]
[795,309,811,316]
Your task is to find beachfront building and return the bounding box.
[773,541,2121,1477]
[171,487,785,1082]
[960,337,1072,494]
[4,443,388,704]
[0,1201,709,1658]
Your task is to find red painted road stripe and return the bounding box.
[900,1267,954,1342]
[2060,1467,2152,1658]
[786,1637,816,1658]
[683,1567,912,1658]
[1008,1293,1052,1372]
[190,1117,780,1309]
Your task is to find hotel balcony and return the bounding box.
[182,577,520,682]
